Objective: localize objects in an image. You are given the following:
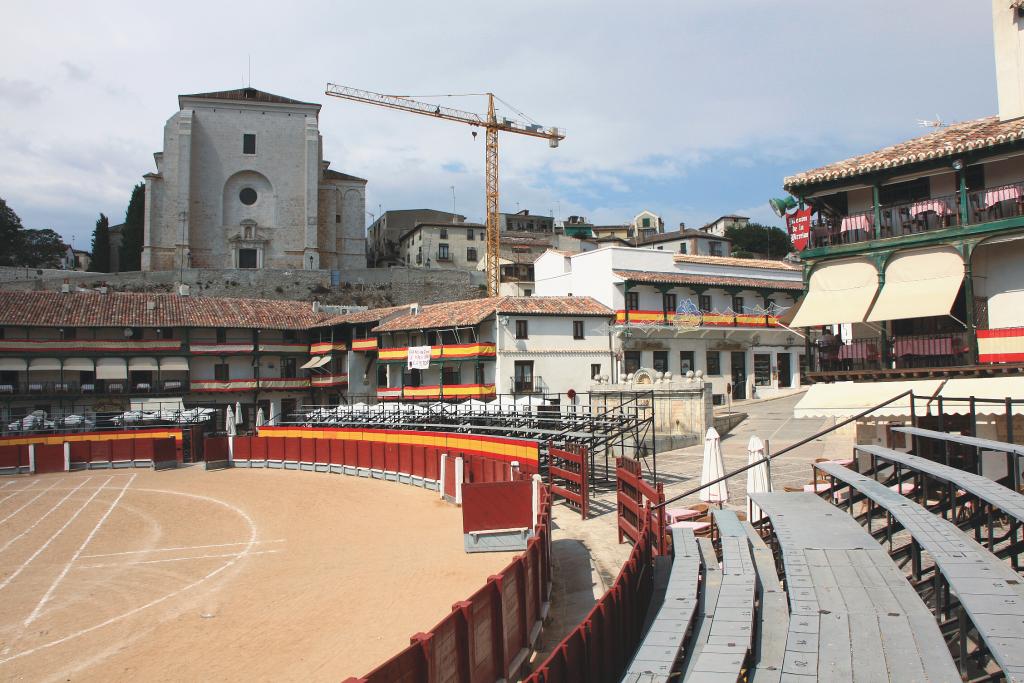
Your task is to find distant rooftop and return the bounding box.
[179,87,319,109]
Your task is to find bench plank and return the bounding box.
[745,522,789,683]
[892,425,1024,458]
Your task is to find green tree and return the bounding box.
[89,213,111,272]
[119,183,145,271]
[0,198,23,266]
[724,222,794,260]
[18,228,66,268]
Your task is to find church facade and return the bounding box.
[141,88,366,272]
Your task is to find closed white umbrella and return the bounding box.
[255,407,265,427]
[235,401,243,426]
[225,406,236,436]
[746,435,771,523]
[700,427,728,506]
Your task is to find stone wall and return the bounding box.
[0,266,486,307]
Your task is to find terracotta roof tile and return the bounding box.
[613,269,803,291]
[318,304,410,326]
[672,254,800,270]
[784,115,1024,189]
[0,291,327,329]
[373,296,612,332]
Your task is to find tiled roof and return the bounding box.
[613,269,803,291]
[784,115,1024,189]
[373,296,612,332]
[180,87,318,107]
[317,304,410,326]
[672,254,800,270]
[637,229,733,245]
[0,291,327,329]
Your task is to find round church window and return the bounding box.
[239,187,258,205]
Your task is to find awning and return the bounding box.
[934,377,1024,416]
[160,357,189,372]
[794,380,943,418]
[0,359,27,372]
[28,358,61,372]
[96,358,128,380]
[300,356,322,370]
[866,248,964,322]
[128,357,159,372]
[312,355,332,369]
[791,259,879,328]
[63,358,95,372]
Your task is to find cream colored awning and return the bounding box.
[866,248,964,322]
[0,359,27,371]
[794,380,944,418]
[791,259,879,328]
[128,357,159,372]
[28,358,61,372]
[300,356,322,370]
[312,355,332,368]
[934,377,1024,416]
[160,357,189,372]
[63,358,94,372]
[96,358,128,380]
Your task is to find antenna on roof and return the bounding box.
[247,55,252,88]
[917,114,946,128]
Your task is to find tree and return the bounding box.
[0,198,23,266]
[89,213,111,272]
[119,183,145,271]
[724,222,794,260]
[18,228,66,268]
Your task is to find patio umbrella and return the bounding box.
[699,427,728,506]
[746,435,771,523]
[235,401,243,426]
[225,405,236,437]
[255,407,265,427]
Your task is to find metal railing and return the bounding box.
[0,379,192,397]
[510,375,545,394]
[810,332,971,373]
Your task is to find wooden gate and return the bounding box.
[616,457,666,554]
[549,445,589,519]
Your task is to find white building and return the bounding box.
[700,214,750,238]
[534,247,804,402]
[142,88,366,272]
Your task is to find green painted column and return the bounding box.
[873,184,883,239]
[963,257,978,364]
[959,170,970,226]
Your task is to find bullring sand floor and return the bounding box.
[0,467,514,681]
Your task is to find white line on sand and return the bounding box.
[81,538,285,559]
[0,481,58,526]
[0,477,113,593]
[0,480,37,506]
[25,474,136,625]
[0,480,15,489]
[0,478,93,554]
[76,549,282,569]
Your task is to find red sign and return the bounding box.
[787,207,813,251]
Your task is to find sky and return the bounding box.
[0,0,999,250]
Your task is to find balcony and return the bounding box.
[0,379,190,399]
[808,182,1024,250]
[375,384,496,401]
[310,373,349,388]
[190,377,310,393]
[614,310,783,328]
[807,331,973,381]
[377,343,497,363]
[309,341,348,355]
[510,375,545,394]
[0,338,182,353]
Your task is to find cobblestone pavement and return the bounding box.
[540,391,856,651]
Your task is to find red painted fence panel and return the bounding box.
[329,439,345,466]
[69,442,90,466]
[357,441,371,470]
[300,438,316,464]
[384,442,399,473]
[266,437,285,461]
[34,444,65,474]
[315,439,330,465]
[89,441,111,464]
[134,438,156,462]
[549,446,589,520]
[462,480,533,533]
[233,436,252,461]
[0,444,28,469]
[110,438,134,462]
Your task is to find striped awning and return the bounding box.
[160,357,189,371]
[300,356,323,370]
[0,358,27,371]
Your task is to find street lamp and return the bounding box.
[308,254,314,271]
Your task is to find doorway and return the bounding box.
[778,352,792,388]
[730,351,746,400]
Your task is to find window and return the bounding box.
[215,328,227,344]
[376,364,388,387]
[479,231,485,241]
[214,363,230,381]
[625,292,639,311]
[662,293,677,313]
[242,133,256,155]
[281,358,296,378]
[515,320,529,340]
[442,366,461,385]
[709,241,723,257]
[754,353,772,386]
[624,351,642,375]
[642,217,651,228]
[514,360,534,392]
[679,243,688,254]
[698,294,712,312]
[524,288,532,296]
[239,188,257,205]
[283,329,298,343]
[439,228,448,239]
[437,244,450,260]
[466,247,478,262]
[732,296,745,313]
[573,320,584,339]
[335,214,341,223]
[706,351,722,375]
[591,364,601,379]
[160,328,174,340]
[680,351,695,373]
[238,248,258,269]
[403,368,422,387]
[653,351,668,373]
[467,229,475,240]
[61,328,76,340]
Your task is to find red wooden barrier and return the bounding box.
[284,437,301,463]
[111,438,135,463]
[90,441,111,465]
[267,436,284,461]
[549,445,589,519]
[233,436,252,461]
[616,457,666,555]
[153,438,179,469]
[462,480,533,533]
[0,444,28,470]
[315,439,330,465]
[34,444,65,474]
[330,439,345,466]
[69,442,90,467]
[300,438,316,464]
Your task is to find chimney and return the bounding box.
[178,284,191,297]
[97,282,108,294]
[61,279,70,294]
[146,300,156,311]
[312,301,321,314]
[410,303,420,316]
[994,0,1024,121]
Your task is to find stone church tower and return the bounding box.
[141,88,366,272]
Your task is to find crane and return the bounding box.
[324,84,565,296]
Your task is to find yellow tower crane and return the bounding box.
[324,84,565,297]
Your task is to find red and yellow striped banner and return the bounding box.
[378,343,496,363]
[978,328,1024,363]
[310,373,349,387]
[614,310,666,324]
[0,427,182,447]
[309,341,349,355]
[352,338,378,352]
[0,339,181,352]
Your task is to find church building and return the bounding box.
[141,88,366,272]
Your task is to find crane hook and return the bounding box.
[471,131,477,140]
